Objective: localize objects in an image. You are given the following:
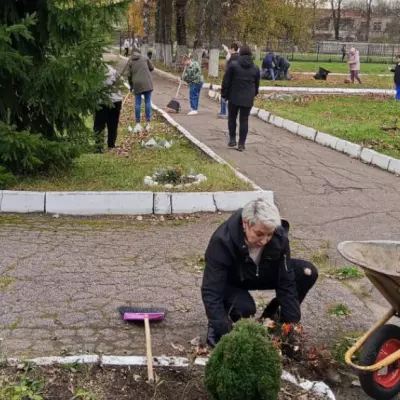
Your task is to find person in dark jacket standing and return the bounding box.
[275,55,291,80]
[221,46,260,151]
[126,48,154,133]
[219,43,239,119]
[261,50,276,80]
[201,199,318,347]
[390,54,400,101]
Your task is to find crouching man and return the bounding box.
[201,199,318,347]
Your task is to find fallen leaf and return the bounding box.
[170,342,186,353]
[196,344,209,356]
[189,336,201,347]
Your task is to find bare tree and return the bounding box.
[311,0,326,38]
[364,0,374,41]
[175,0,188,64]
[330,0,344,40]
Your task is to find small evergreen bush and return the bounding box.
[0,166,16,189]
[205,319,282,400]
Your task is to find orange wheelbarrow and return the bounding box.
[338,241,400,400]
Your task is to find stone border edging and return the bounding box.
[4,354,335,399]
[207,90,400,176]
[148,62,394,96]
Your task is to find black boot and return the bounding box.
[228,140,237,147]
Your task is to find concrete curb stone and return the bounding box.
[335,139,362,159]
[258,109,271,122]
[154,193,172,214]
[315,132,339,149]
[297,124,317,141]
[388,158,400,175]
[282,120,299,135]
[360,148,379,164]
[0,191,45,213]
[213,191,274,212]
[172,192,216,213]
[45,191,154,215]
[371,153,392,170]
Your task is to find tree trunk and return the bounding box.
[164,0,173,67]
[208,0,221,78]
[193,0,208,64]
[175,0,188,65]
[330,0,341,41]
[141,0,150,56]
[365,0,373,41]
[154,0,162,61]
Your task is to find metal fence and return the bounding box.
[265,39,400,63]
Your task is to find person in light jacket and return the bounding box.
[123,38,130,57]
[348,47,363,84]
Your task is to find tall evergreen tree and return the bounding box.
[0,0,128,182]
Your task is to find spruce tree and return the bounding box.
[0,0,128,185]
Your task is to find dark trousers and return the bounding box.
[228,102,251,145]
[93,101,122,149]
[224,258,318,322]
[124,47,129,57]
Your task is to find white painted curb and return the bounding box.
[0,191,45,213]
[45,191,154,215]
[4,354,336,399]
[207,90,399,176]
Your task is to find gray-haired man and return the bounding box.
[201,199,318,346]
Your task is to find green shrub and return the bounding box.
[205,319,282,400]
[0,122,80,175]
[0,166,16,189]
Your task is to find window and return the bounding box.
[316,18,331,31]
[339,18,354,30]
[373,22,382,32]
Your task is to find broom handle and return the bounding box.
[175,66,187,98]
[144,317,154,382]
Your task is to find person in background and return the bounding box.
[182,55,204,116]
[221,45,260,152]
[94,64,123,153]
[390,54,400,101]
[261,50,276,80]
[341,44,346,63]
[126,47,154,133]
[201,199,318,347]
[219,43,239,119]
[123,38,130,57]
[275,55,291,80]
[348,47,363,84]
[147,50,153,60]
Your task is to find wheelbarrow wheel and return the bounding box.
[359,324,400,400]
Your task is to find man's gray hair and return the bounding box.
[241,199,281,229]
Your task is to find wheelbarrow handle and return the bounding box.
[345,308,398,371]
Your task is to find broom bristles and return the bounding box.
[118,306,167,315]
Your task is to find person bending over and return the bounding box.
[201,199,318,347]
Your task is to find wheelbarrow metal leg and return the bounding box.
[345,308,400,372]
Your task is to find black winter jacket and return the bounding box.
[276,56,290,70]
[201,209,300,337]
[225,52,239,70]
[391,62,400,85]
[221,55,260,108]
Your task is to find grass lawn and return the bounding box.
[255,94,400,159]
[13,95,251,192]
[155,62,394,89]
